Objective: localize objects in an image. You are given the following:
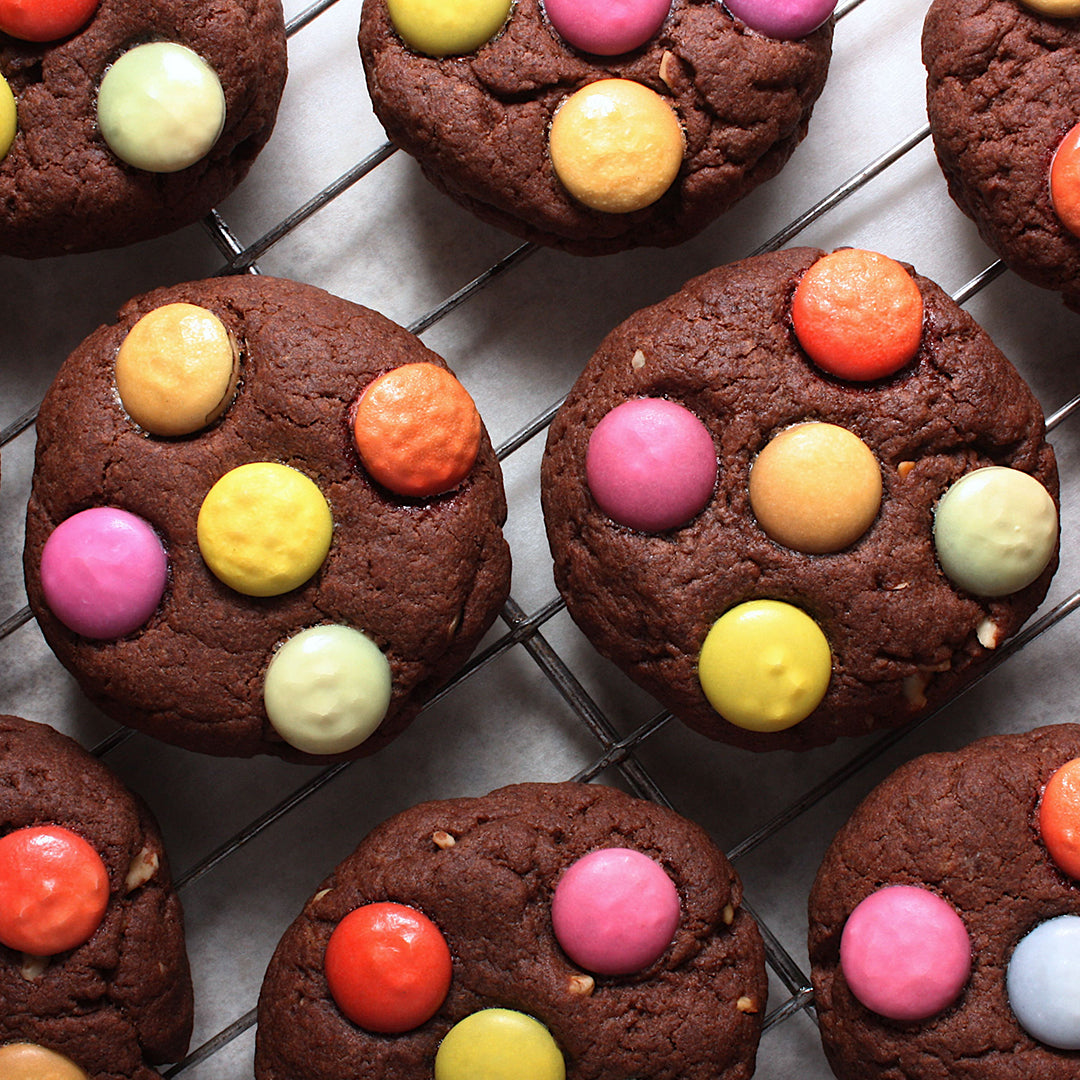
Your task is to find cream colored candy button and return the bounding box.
[749,422,882,554]
[549,78,684,214]
[1019,0,1080,15]
[115,303,239,436]
[0,73,15,161]
[0,1042,89,1080]
[387,0,512,56]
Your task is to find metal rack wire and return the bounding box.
[2,0,1079,1076]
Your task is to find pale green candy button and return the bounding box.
[387,0,512,57]
[97,43,226,173]
[933,466,1057,597]
[435,1009,565,1080]
[0,73,15,161]
[264,625,392,756]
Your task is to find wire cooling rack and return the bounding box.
[2,0,1080,1076]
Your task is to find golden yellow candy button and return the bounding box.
[549,78,684,214]
[115,303,239,436]
[0,73,16,161]
[1019,0,1080,14]
[387,0,512,56]
[197,463,333,597]
[749,422,881,554]
[435,1009,566,1080]
[698,600,831,732]
[0,1043,89,1080]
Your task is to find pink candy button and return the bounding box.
[724,0,835,39]
[40,507,168,639]
[839,885,971,1021]
[586,397,716,532]
[544,0,670,55]
[551,847,680,976]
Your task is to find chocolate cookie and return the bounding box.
[359,0,833,255]
[923,0,1080,311]
[255,781,767,1080]
[0,714,192,1080]
[541,246,1059,752]
[23,274,511,763]
[0,0,286,258]
[809,723,1080,1079]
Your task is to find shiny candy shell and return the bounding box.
[1050,122,1080,240]
[0,1044,89,1080]
[97,42,226,173]
[0,0,99,41]
[1038,757,1080,879]
[263,625,392,756]
[723,0,836,39]
[0,73,15,161]
[1007,915,1080,1049]
[1020,0,1080,14]
[544,0,671,55]
[386,0,512,56]
[435,1010,565,1080]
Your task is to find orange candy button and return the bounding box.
[0,825,109,955]
[791,249,924,381]
[1050,123,1080,239]
[1040,757,1080,879]
[353,362,481,497]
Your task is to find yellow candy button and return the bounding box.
[1019,0,1080,14]
[435,1009,566,1080]
[0,1043,89,1080]
[549,78,684,214]
[0,73,15,161]
[197,463,333,597]
[115,303,239,436]
[698,600,831,732]
[749,422,882,554]
[387,0,512,56]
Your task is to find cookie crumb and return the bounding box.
[125,845,160,892]
[433,830,456,850]
[736,995,758,1013]
[568,973,595,996]
[632,349,647,370]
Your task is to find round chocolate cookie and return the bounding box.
[255,781,767,1080]
[541,246,1059,752]
[359,0,833,255]
[809,723,1080,1079]
[23,274,511,763]
[0,714,192,1080]
[923,0,1080,312]
[0,0,286,258]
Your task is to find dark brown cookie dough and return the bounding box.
[255,781,767,1080]
[541,247,1058,752]
[923,0,1080,311]
[23,274,511,763]
[0,714,192,1080]
[359,0,832,255]
[0,0,287,258]
[809,723,1080,1080]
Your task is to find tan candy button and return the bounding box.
[0,1042,89,1080]
[750,422,882,554]
[115,303,239,436]
[549,78,684,214]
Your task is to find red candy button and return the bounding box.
[0,825,109,955]
[324,901,452,1033]
[791,248,924,381]
[0,0,100,42]
[1050,123,1080,240]
[1040,757,1080,879]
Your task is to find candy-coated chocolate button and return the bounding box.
[353,362,481,498]
[325,902,452,1033]
[791,249,924,381]
[435,1009,566,1080]
[549,79,684,214]
[723,0,835,38]
[698,599,830,732]
[0,73,15,161]
[97,43,226,173]
[0,825,109,956]
[1007,915,1080,1049]
[386,0,512,56]
[40,507,168,639]
[933,467,1057,597]
[749,422,881,554]
[197,463,333,597]
[0,0,99,41]
[544,0,670,55]
[1050,122,1080,239]
[1039,757,1080,879]
[115,303,239,436]
[552,848,680,975]
[263,625,392,756]
[586,398,716,532]
[0,1043,89,1080]
[840,885,971,1022]
[1020,0,1080,14]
